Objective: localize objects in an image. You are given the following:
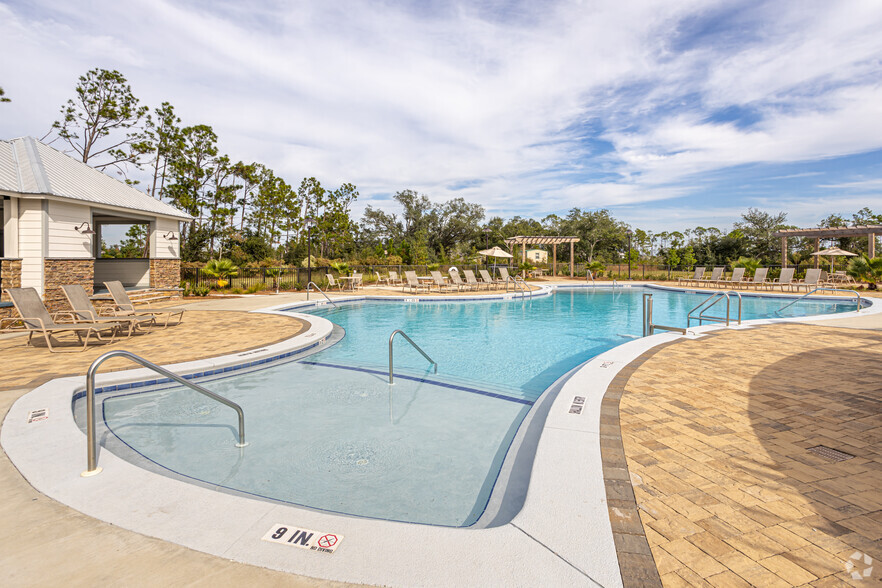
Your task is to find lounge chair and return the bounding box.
[1,287,124,352]
[498,267,513,284]
[388,271,403,286]
[716,267,746,288]
[403,271,430,293]
[678,266,705,287]
[697,267,724,287]
[430,271,457,292]
[793,268,822,292]
[744,267,769,290]
[463,270,488,290]
[352,272,364,290]
[769,267,795,291]
[374,271,390,287]
[447,269,473,291]
[832,270,857,286]
[104,281,184,328]
[479,269,504,289]
[61,284,155,336]
[326,273,342,290]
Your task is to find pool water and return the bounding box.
[81,287,860,527]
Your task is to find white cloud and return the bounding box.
[1,0,881,231]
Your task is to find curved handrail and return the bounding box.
[775,287,862,317]
[388,329,437,384]
[306,281,339,307]
[506,276,528,298]
[82,350,247,476]
[586,270,595,287]
[514,275,533,298]
[687,290,742,327]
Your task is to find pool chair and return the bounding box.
[678,266,705,287]
[744,267,769,290]
[374,271,391,287]
[479,269,504,289]
[61,284,155,336]
[430,271,457,292]
[498,267,513,284]
[1,287,125,352]
[769,267,795,291]
[352,272,364,290]
[403,271,430,293]
[326,274,342,290]
[447,269,474,291]
[104,281,185,328]
[716,267,746,288]
[388,270,403,286]
[832,271,857,286]
[697,267,724,287]
[793,268,822,292]
[462,270,488,290]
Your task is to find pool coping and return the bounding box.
[1,286,878,587]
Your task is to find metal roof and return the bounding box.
[504,235,580,245]
[773,226,882,238]
[0,137,192,220]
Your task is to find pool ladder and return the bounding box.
[506,276,532,298]
[686,290,742,327]
[774,287,861,317]
[388,329,437,384]
[81,350,246,477]
[306,281,338,307]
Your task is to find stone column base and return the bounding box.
[43,258,95,312]
[150,258,181,290]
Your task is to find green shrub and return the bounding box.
[245,282,266,294]
[193,285,210,297]
[279,281,294,290]
[231,287,244,294]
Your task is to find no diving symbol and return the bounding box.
[318,534,338,549]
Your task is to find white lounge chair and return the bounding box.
[463,270,488,290]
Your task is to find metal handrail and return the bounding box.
[514,276,533,298]
[388,329,437,384]
[306,281,338,307]
[82,350,246,476]
[775,287,862,316]
[643,293,688,335]
[586,270,595,287]
[687,291,742,327]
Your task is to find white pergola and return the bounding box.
[503,236,581,277]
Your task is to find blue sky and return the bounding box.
[1,0,881,233]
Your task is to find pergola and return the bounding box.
[503,236,581,277]
[772,225,881,267]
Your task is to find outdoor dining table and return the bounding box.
[338,276,360,291]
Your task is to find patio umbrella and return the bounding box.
[478,246,513,276]
[811,247,857,272]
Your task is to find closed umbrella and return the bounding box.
[810,247,857,273]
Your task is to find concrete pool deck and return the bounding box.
[1,283,880,586]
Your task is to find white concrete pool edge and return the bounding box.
[2,287,877,587]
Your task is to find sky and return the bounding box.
[1,0,881,233]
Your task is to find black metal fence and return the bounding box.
[181,261,831,291]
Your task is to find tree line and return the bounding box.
[33,68,882,270]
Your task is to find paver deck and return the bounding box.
[608,323,881,587]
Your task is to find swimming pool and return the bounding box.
[74,286,862,527]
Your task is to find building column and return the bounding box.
[570,241,574,277]
[781,236,788,268]
[869,233,876,258]
[552,244,557,277]
[814,238,820,268]
[43,258,94,312]
[149,258,182,290]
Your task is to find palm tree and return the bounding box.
[202,258,239,288]
[847,255,882,289]
[732,256,762,276]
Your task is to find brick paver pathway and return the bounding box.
[613,324,881,586]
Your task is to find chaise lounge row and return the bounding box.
[1,281,184,353]
[678,266,857,292]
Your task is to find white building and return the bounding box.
[526,248,548,263]
[0,137,191,312]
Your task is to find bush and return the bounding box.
[231,287,244,294]
[279,281,294,290]
[193,285,210,297]
[245,282,266,294]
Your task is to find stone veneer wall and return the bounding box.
[43,258,95,312]
[0,258,23,319]
[150,258,181,290]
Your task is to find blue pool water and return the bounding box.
[80,287,861,527]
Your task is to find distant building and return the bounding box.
[526,248,548,263]
[1,137,191,314]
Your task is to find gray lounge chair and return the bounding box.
[61,284,155,336]
[388,271,403,286]
[447,268,475,291]
[403,271,430,293]
[479,269,504,289]
[679,267,705,287]
[744,267,769,289]
[793,268,821,292]
[104,281,184,328]
[1,287,124,352]
[769,267,795,291]
[697,267,724,287]
[716,267,746,288]
[463,270,488,290]
[430,271,457,292]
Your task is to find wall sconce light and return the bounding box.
[163,231,179,241]
[75,222,96,235]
